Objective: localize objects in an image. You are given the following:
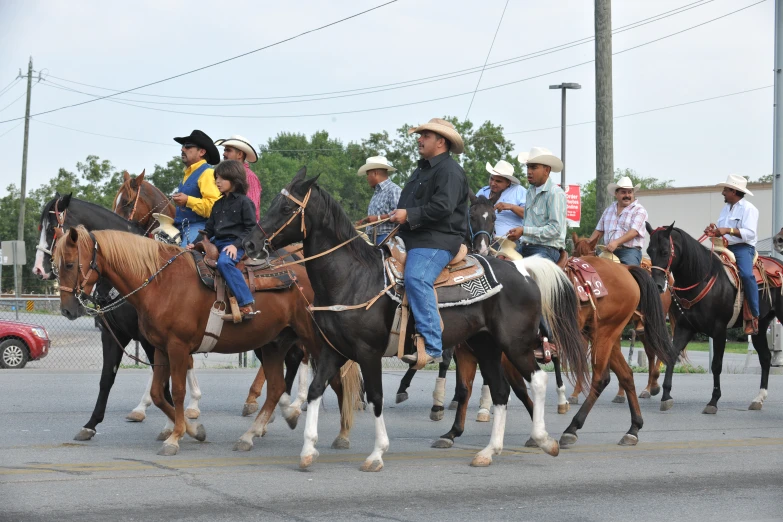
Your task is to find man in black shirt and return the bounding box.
[390,118,468,366]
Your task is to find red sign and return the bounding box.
[565,184,581,227]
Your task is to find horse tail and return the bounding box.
[339,360,361,432]
[513,257,589,392]
[627,265,675,367]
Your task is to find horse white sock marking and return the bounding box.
[131,371,154,415]
[752,388,768,404]
[557,384,568,406]
[300,396,322,460]
[476,404,507,461]
[478,384,492,413]
[366,410,389,465]
[433,377,446,407]
[530,370,553,449]
[290,361,309,410]
[33,223,49,276]
[185,369,202,413]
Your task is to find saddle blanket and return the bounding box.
[566,257,609,303]
[189,250,297,292]
[384,253,503,308]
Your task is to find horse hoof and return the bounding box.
[660,399,674,412]
[448,400,458,410]
[568,396,580,405]
[185,408,200,420]
[73,428,96,441]
[242,403,258,417]
[193,424,207,442]
[299,452,319,470]
[360,459,384,472]
[559,433,578,446]
[749,401,763,411]
[702,405,718,415]
[619,434,638,446]
[539,438,559,457]
[557,403,569,414]
[356,402,367,411]
[476,410,490,423]
[331,436,350,450]
[650,386,661,396]
[125,411,146,422]
[432,438,453,449]
[639,390,651,399]
[612,395,626,404]
[524,437,538,448]
[233,440,253,452]
[430,409,444,421]
[470,454,492,467]
[157,443,179,456]
[395,392,408,404]
[156,429,173,441]
[285,412,300,430]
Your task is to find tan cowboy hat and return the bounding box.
[214,135,258,164]
[408,118,465,155]
[357,156,397,176]
[485,160,519,185]
[150,213,180,241]
[517,146,563,173]
[596,245,621,263]
[493,237,523,260]
[716,174,754,196]
[607,176,641,196]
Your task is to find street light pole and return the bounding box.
[549,83,581,189]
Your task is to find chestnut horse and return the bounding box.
[54,226,361,456]
[112,172,310,418]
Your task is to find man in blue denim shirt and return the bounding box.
[390,118,468,367]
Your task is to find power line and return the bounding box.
[0,78,22,99]
[0,120,24,139]
[506,85,773,134]
[32,118,172,146]
[465,0,509,120]
[0,1,398,124]
[42,0,718,106]
[0,82,36,113]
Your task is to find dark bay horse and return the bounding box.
[244,168,589,470]
[54,225,361,456]
[113,174,310,418]
[646,223,783,413]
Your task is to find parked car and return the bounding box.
[0,319,50,369]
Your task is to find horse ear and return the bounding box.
[667,221,675,233]
[645,222,654,235]
[68,227,79,243]
[589,235,599,249]
[61,193,72,209]
[468,190,477,205]
[123,171,130,182]
[572,231,579,244]
[293,166,307,182]
[302,173,321,192]
[137,170,146,183]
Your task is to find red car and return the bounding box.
[0,319,50,369]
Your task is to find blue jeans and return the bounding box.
[615,247,642,266]
[214,238,255,307]
[404,248,452,358]
[375,233,388,246]
[728,243,759,317]
[177,219,207,248]
[518,244,560,263]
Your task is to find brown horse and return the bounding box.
[113,171,175,235]
[571,234,676,403]
[54,226,361,456]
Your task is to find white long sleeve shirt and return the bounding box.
[717,198,758,247]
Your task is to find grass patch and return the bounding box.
[119,363,148,369]
[679,342,751,355]
[538,362,707,374]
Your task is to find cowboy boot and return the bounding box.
[632,310,645,334]
[744,317,759,336]
[239,304,260,321]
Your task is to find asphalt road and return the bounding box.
[1,369,783,522]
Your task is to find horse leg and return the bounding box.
[661,327,695,411]
[242,348,266,417]
[184,356,201,419]
[441,346,459,410]
[299,347,344,470]
[76,327,127,440]
[612,370,627,404]
[552,356,569,414]
[501,354,539,448]
[235,344,287,451]
[703,328,727,414]
[608,344,643,445]
[158,345,206,456]
[350,354,387,472]
[281,346,309,427]
[149,350,175,441]
[433,343,476,448]
[127,339,159,422]
[395,367,416,404]
[639,336,658,398]
[476,378,492,422]
[430,346,453,420]
[470,341,514,467]
[749,310,775,410]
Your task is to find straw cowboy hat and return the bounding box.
[150,213,181,243]
[517,146,563,173]
[357,156,397,176]
[408,118,465,155]
[485,159,519,185]
[717,174,754,196]
[173,129,220,166]
[214,135,259,164]
[607,176,641,196]
[597,245,621,263]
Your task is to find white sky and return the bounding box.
[0,0,774,198]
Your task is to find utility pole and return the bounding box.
[771,0,783,365]
[549,83,581,189]
[595,0,614,213]
[15,57,33,300]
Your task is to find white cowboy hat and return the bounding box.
[408,118,465,155]
[485,160,519,185]
[214,135,258,164]
[716,174,754,196]
[357,156,397,176]
[607,176,641,196]
[517,146,563,173]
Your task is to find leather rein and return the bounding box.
[650,231,717,310]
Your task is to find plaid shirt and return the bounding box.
[522,176,567,249]
[367,178,402,237]
[596,200,648,248]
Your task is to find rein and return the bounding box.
[650,230,717,310]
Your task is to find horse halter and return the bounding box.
[122,183,143,222]
[37,198,68,276]
[650,233,676,280]
[57,231,101,303]
[265,187,312,245]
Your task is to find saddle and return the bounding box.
[385,238,484,289]
[565,257,609,304]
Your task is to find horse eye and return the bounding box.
[65,263,74,269]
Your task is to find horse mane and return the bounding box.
[671,227,719,276]
[311,183,378,266]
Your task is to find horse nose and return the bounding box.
[245,239,257,254]
[655,281,665,293]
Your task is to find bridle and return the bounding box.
[122,183,143,222]
[649,228,717,310]
[37,197,68,276]
[56,230,101,308]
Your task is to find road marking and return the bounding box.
[1,437,781,477]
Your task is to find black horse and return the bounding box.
[33,193,304,441]
[646,223,783,413]
[244,168,588,470]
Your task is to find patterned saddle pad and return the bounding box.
[565,257,609,303]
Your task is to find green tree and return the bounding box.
[150,156,184,195]
[0,184,49,294]
[755,174,773,183]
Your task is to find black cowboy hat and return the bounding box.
[173,130,220,166]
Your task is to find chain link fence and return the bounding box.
[0,297,409,370]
